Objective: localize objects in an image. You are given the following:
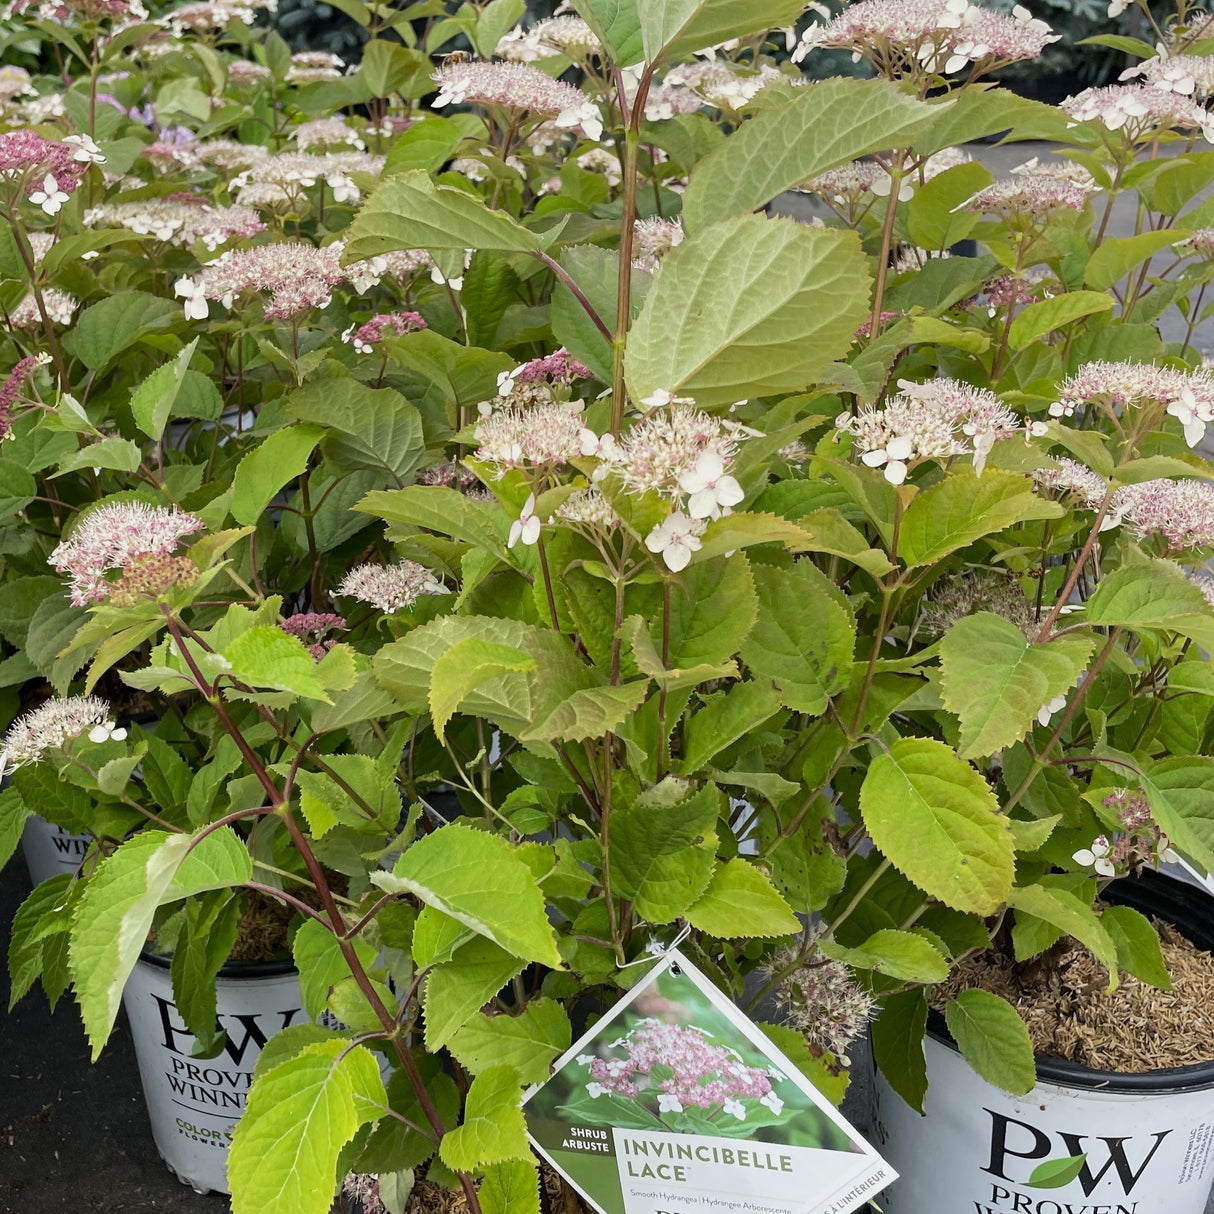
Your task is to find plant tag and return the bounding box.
[522,949,895,1214]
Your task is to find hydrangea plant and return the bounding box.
[4,0,1214,1212]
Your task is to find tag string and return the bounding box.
[617,921,691,968]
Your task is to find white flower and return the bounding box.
[722,1097,747,1121]
[576,1054,595,1067]
[759,1091,784,1116]
[586,1082,607,1099]
[870,170,914,201]
[508,493,541,548]
[1037,693,1067,726]
[174,275,209,320]
[657,1093,683,1113]
[861,434,914,485]
[1073,835,1115,877]
[88,722,128,744]
[645,512,704,572]
[63,133,106,164]
[679,450,744,519]
[579,427,619,461]
[639,388,694,409]
[1027,420,1049,439]
[1166,387,1213,448]
[1108,0,1132,15]
[29,174,69,216]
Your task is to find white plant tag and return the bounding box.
[522,948,895,1214]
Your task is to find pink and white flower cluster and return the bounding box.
[837,377,1020,484]
[0,129,94,215]
[341,311,427,354]
[85,197,265,250]
[1,695,126,774]
[1061,84,1214,143]
[579,1019,781,1120]
[1107,478,1214,551]
[337,561,449,613]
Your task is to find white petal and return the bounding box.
[663,540,693,572]
[714,474,745,507]
[520,514,541,545]
[686,487,718,519]
[1073,849,1096,866]
[884,460,908,485]
[886,435,914,461]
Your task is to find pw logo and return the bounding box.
[983,1110,1170,1197]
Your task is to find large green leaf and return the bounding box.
[290,381,426,485]
[230,424,324,526]
[871,989,928,1113]
[481,1161,541,1214]
[521,680,649,743]
[69,828,252,1058]
[448,999,571,1084]
[430,638,536,736]
[1008,291,1114,350]
[678,680,783,773]
[229,1040,387,1214]
[1007,884,1118,989]
[130,338,199,442]
[344,170,542,261]
[639,0,802,65]
[610,782,720,924]
[821,928,949,983]
[439,1065,531,1172]
[625,215,870,407]
[944,989,1036,1096]
[1141,756,1214,875]
[0,458,35,522]
[899,471,1059,568]
[371,823,561,966]
[358,485,507,560]
[292,917,379,1019]
[551,245,647,382]
[169,889,242,1056]
[1100,904,1171,991]
[939,613,1093,759]
[572,0,642,63]
[683,78,939,229]
[738,561,855,715]
[663,555,758,669]
[1085,560,1214,652]
[685,859,799,938]
[423,937,526,1050]
[860,738,1015,915]
[62,292,179,371]
[224,626,330,701]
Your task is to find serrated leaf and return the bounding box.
[899,471,1059,568]
[1100,904,1171,991]
[871,989,929,1113]
[1009,291,1114,350]
[623,614,738,691]
[61,291,178,371]
[358,485,507,559]
[423,937,526,1051]
[292,917,379,1020]
[170,889,242,1056]
[625,215,870,408]
[639,0,802,66]
[611,783,720,924]
[552,244,646,382]
[1084,231,1180,291]
[53,436,143,477]
[9,875,73,1009]
[448,1000,571,1084]
[229,1040,386,1214]
[439,1065,530,1172]
[1008,884,1118,990]
[739,561,854,715]
[1086,560,1214,652]
[521,680,649,743]
[799,508,894,577]
[230,424,324,526]
[384,115,464,175]
[430,638,535,736]
[664,556,758,670]
[683,77,939,228]
[944,989,1036,1096]
[939,613,1093,759]
[860,737,1015,915]
[130,338,198,441]
[691,511,815,563]
[678,680,783,773]
[685,859,799,938]
[69,828,252,1058]
[821,929,949,983]
[344,170,542,261]
[225,626,329,701]
[480,1160,540,1214]
[372,823,560,966]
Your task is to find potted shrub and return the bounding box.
[4,2,1214,1214]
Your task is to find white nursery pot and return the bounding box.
[872,872,1214,1214]
[20,814,92,884]
[122,954,306,1195]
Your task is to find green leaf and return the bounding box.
[439,1066,530,1172]
[0,785,32,871]
[170,889,242,1056]
[475,0,525,55]
[224,626,330,701]
[939,613,1093,759]
[521,680,649,743]
[625,215,870,408]
[906,161,993,250]
[685,860,799,939]
[1085,560,1214,652]
[739,560,854,715]
[799,507,895,578]
[1007,884,1119,989]
[480,1161,540,1214]
[899,471,1058,568]
[54,436,143,477]
[423,937,526,1051]
[1026,1155,1089,1189]
[69,828,252,1058]
[358,485,507,560]
[871,989,928,1113]
[8,875,73,1009]
[229,1040,387,1214]
[860,738,1015,916]
[678,680,783,773]
[129,338,198,442]
[384,115,464,175]
[757,1022,848,1106]
[683,78,939,229]
[295,754,401,838]
[1141,757,1214,875]
[691,511,817,563]
[912,87,1070,155]
[462,251,520,349]
[290,381,425,485]
[623,615,738,692]
[821,928,949,983]
[359,38,430,97]
[664,555,758,670]
[344,170,542,261]
[292,917,379,1019]
[448,1000,571,1084]
[429,638,536,736]
[639,0,802,65]
[230,424,324,526]
[610,783,720,924]
[944,989,1036,1096]
[1101,904,1171,991]
[552,245,646,382]
[62,292,178,371]
[572,0,642,62]
[372,823,561,966]
[1084,231,1182,291]
[1008,291,1115,350]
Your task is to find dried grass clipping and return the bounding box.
[938,920,1214,1072]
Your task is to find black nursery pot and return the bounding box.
[872,870,1214,1214]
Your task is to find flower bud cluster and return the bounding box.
[0,130,90,213]
[1107,478,1214,551]
[1032,457,1109,511]
[917,570,1037,640]
[495,14,602,61]
[10,288,78,328]
[341,311,427,354]
[285,51,344,83]
[280,611,347,660]
[770,945,876,1062]
[0,356,37,441]
[837,377,1020,483]
[336,561,450,613]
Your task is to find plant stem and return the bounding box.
[538,251,612,342]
